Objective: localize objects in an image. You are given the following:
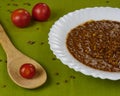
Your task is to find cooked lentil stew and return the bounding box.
[66,20,120,72]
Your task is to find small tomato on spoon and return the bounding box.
[20,63,36,79]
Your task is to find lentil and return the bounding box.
[66,20,120,72]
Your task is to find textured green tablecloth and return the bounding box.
[0,0,120,96]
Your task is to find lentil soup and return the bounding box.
[66,20,120,72]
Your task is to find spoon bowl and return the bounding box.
[0,25,47,89]
[8,55,47,89]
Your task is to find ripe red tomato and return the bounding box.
[11,9,31,28]
[32,3,51,21]
[20,63,36,79]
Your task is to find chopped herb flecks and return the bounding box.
[55,72,59,76]
[106,0,110,3]
[23,2,31,6]
[7,9,12,13]
[13,3,18,6]
[64,80,68,83]
[27,41,36,45]
[70,75,76,79]
[52,57,57,61]
[7,3,11,6]
[2,85,7,88]
[40,42,44,45]
[56,82,60,85]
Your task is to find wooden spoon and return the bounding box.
[0,25,47,89]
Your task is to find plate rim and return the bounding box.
[48,7,120,80]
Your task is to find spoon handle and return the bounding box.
[0,25,19,60]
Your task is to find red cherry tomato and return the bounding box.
[20,63,36,79]
[11,9,31,28]
[32,3,51,21]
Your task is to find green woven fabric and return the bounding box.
[0,0,120,96]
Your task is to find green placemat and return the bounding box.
[0,0,120,96]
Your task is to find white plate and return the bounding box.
[48,7,120,80]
